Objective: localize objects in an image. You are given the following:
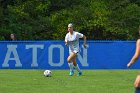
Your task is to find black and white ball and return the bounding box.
[44,70,52,77]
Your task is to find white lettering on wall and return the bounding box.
[1,43,89,68]
[48,45,64,66]
[26,45,44,67]
[2,45,22,67]
[77,45,89,66]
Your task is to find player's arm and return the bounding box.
[83,35,87,48]
[127,39,140,68]
[77,32,87,48]
[65,40,68,46]
[65,35,68,46]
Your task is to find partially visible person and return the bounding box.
[10,33,17,41]
[127,25,140,93]
[65,23,87,76]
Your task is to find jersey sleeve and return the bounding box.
[77,32,83,38]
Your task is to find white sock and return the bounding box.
[68,63,74,71]
[74,64,81,72]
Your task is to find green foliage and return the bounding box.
[0,0,140,40]
[108,0,140,40]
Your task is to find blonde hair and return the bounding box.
[68,23,73,28]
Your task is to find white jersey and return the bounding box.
[65,31,83,54]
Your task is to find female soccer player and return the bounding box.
[65,23,87,76]
[127,26,140,93]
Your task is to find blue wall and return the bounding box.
[0,41,139,69]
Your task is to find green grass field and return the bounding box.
[0,70,138,93]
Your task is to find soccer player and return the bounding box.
[65,23,87,76]
[127,26,140,93]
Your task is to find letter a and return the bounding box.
[2,45,22,67]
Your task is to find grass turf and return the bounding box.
[0,70,138,93]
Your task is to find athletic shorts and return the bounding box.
[69,50,79,55]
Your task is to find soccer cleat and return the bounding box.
[77,72,82,76]
[69,70,74,76]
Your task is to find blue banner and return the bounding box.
[0,41,139,69]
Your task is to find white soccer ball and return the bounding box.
[44,70,52,77]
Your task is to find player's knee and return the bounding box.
[134,75,140,88]
[67,58,71,63]
[134,83,140,88]
[134,82,140,88]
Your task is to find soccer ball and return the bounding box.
[44,70,52,77]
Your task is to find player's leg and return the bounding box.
[72,57,82,76]
[134,75,140,93]
[67,52,77,76]
[134,75,140,88]
[72,53,82,76]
